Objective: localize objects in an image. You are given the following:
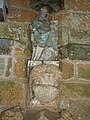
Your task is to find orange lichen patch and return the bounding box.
[60,61,74,79]
[7,0,29,8]
[14,59,27,79]
[20,9,37,23]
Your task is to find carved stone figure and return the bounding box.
[30,6,58,61]
[25,6,61,120]
[24,64,62,120]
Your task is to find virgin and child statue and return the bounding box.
[30,6,58,61]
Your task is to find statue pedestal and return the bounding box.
[26,63,62,120]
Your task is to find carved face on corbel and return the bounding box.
[28,64,62,110]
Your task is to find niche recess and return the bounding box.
[29,0,64,13]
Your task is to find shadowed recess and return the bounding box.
[29,0,64,13]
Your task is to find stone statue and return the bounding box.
[29,6,58,61]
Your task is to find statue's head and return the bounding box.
[38,6,49,21]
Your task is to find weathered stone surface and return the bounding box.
[22,23,29,41]
[14,58,27,79]
[15,46,32,58]
[61,11,70,28]
[27,64,62,110]
[60,61,74,79]
[60,83,90,99]
[61,27,69,44]
[60,100,90,120]
[65,0,90,12]
[61,12,90,45]
[0,81,23,106]
[68,13,90,31]
[60,43,90,61]
[8,7,21,22]
[8,7,37,22]
[5,58,12,77]
[69,44,90,61]
[20,9,37,22]
[60,44,69,59]
[15,47,25,56]
[68,15,90,45]
[0,38,14,55]
[33,85,59,103]
[78,63,90,80]
[8,0,29,8]
[0,58,5,76]
[70,29,90,45]
[0,23,22,40]
[30,64,62,86]
[1,107,23,120]
[58,109,76,120]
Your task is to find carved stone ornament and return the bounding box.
[28,64,62,106]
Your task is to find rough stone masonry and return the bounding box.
[0,0,90,120]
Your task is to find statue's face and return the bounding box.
[39,6,49,21]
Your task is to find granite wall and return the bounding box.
[0,0,90,120]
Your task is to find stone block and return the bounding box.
[15,47,25,56]
[68,13,90,31]
[8,7,21,22]
[61,27,69,44]
[60,83,90,99]
[60,43,90,61]
[60,45,69,59]
[0,38,14,55]
[8,7,37,23]
[15,46,32,58]
[20,9,37,22]
[69,44,90,61]
[8,0,29,8]
[60,61,74,79]
[0,81,23,106]
[14,58,27,79]
[78,64,90,80]
[70,29,90,45]
[67,13,90,45]
[0,23,22,40]
[61,11,70,27]
[65,0,90,12]
[60,100,90,120]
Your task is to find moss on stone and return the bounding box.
[83,84,90,97]
[0,81,14,90]
[61,83,90,98]
[79,69,90,80]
